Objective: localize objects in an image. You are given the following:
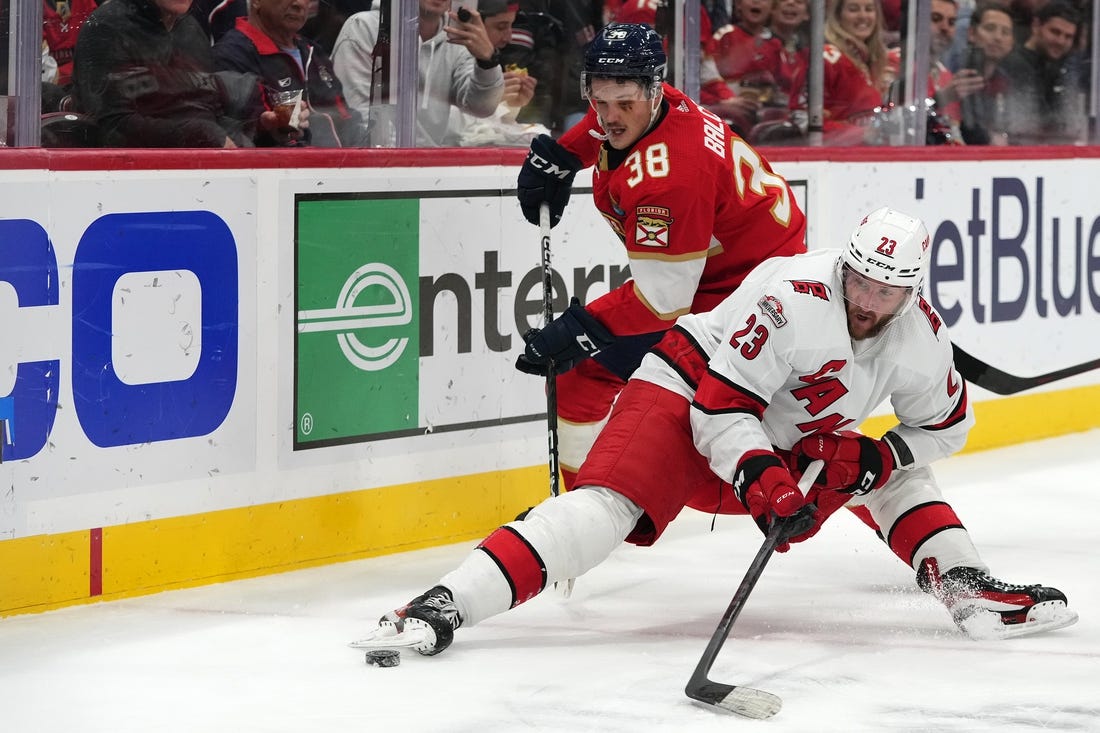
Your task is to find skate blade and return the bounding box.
[960,601,1080,641]
[349,624,429,650]
[553,578,575,599]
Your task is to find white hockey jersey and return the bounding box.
[634,249,974,483]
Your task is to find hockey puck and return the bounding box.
[365,649,401,668]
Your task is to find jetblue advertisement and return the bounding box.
[1,158,1097,540]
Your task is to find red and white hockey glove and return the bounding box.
[733,450,807,536]
[790,431,895,496]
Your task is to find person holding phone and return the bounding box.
[958,1,1015,145]
[332,0,504,146]
[450,0,551,146]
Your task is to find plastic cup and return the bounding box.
[270,90,303,131]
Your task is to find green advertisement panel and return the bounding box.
[295,196,420,448]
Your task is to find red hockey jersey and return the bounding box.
[558,84,807,336]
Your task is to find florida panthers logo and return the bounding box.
[635,206,672,248]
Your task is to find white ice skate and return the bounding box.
[350,585,462,656]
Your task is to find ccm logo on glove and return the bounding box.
[790,431,896,495]
[515,297,615,377]
[733,450,806,536]
[516,134,582,228]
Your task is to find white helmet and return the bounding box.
[843,206,929,288]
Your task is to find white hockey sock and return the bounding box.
[860,466,988,575]
[439,486,643,627]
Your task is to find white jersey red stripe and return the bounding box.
[634,249,973,483]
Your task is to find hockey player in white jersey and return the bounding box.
[356,206,1077,655]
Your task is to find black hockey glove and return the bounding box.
[516,134,582,228]
[516,298,614,376]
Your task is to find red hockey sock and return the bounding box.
[476,526,547,608]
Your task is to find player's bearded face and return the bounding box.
[588,78,661,150]
[841,266,912,340]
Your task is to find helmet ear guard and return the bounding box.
[580,23,667,101]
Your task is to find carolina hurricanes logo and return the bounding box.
[789,279,830,300]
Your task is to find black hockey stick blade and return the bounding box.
[952,344,1100,396]
[684,461,823,719]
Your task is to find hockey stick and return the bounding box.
[952,343,1100,396]
[538,203,575,597]
[539,202,561,500]
[685,460,823,719]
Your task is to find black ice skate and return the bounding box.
[350,586,462,656]
[918,559,1079,640]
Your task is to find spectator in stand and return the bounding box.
[332,0,504,147]
[606,0,733,39]
[704,0,786,134]
[710,0,781,89]
[769,0,810,104]
[498,4,563,132]
[879,0,901,45]
[453,0,550,146]
[44,0,98,89]
[214,0,369,147]
[1000,0,1084,144]
[699,49,762,137]
[1008,0,1045,45]
[73,0,264,147]
[191,0,247,41]
[790,0,891,145]
[958,1,1015,144]
[927,0,987,141]
[944,0,977,70]
[503,1,602,134]
[302,0,370,55]
[607,1,754,136]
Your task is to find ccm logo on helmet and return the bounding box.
[867,257,897,270]
[597,58,626,64]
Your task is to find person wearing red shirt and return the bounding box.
[790,0,891,144]
[769,0,810,103]
[44,0,99,88]
[710,0,782,90]
[513,23,806,492]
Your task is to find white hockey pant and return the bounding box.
[439,486,643,627]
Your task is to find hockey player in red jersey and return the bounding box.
[513,23,806,491]
[356,207,1077,656]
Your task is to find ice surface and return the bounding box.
[2,430,1097,732]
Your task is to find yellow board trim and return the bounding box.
[1,466,548,617]
[3,384,1099,618]
[0,530,90,612]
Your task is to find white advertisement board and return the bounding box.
[0,157,1096,541]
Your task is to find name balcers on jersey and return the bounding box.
[636,250,973,482]
[558,84,807,337]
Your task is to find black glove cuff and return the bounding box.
[563,299,614,354]
[732,452,784,508]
